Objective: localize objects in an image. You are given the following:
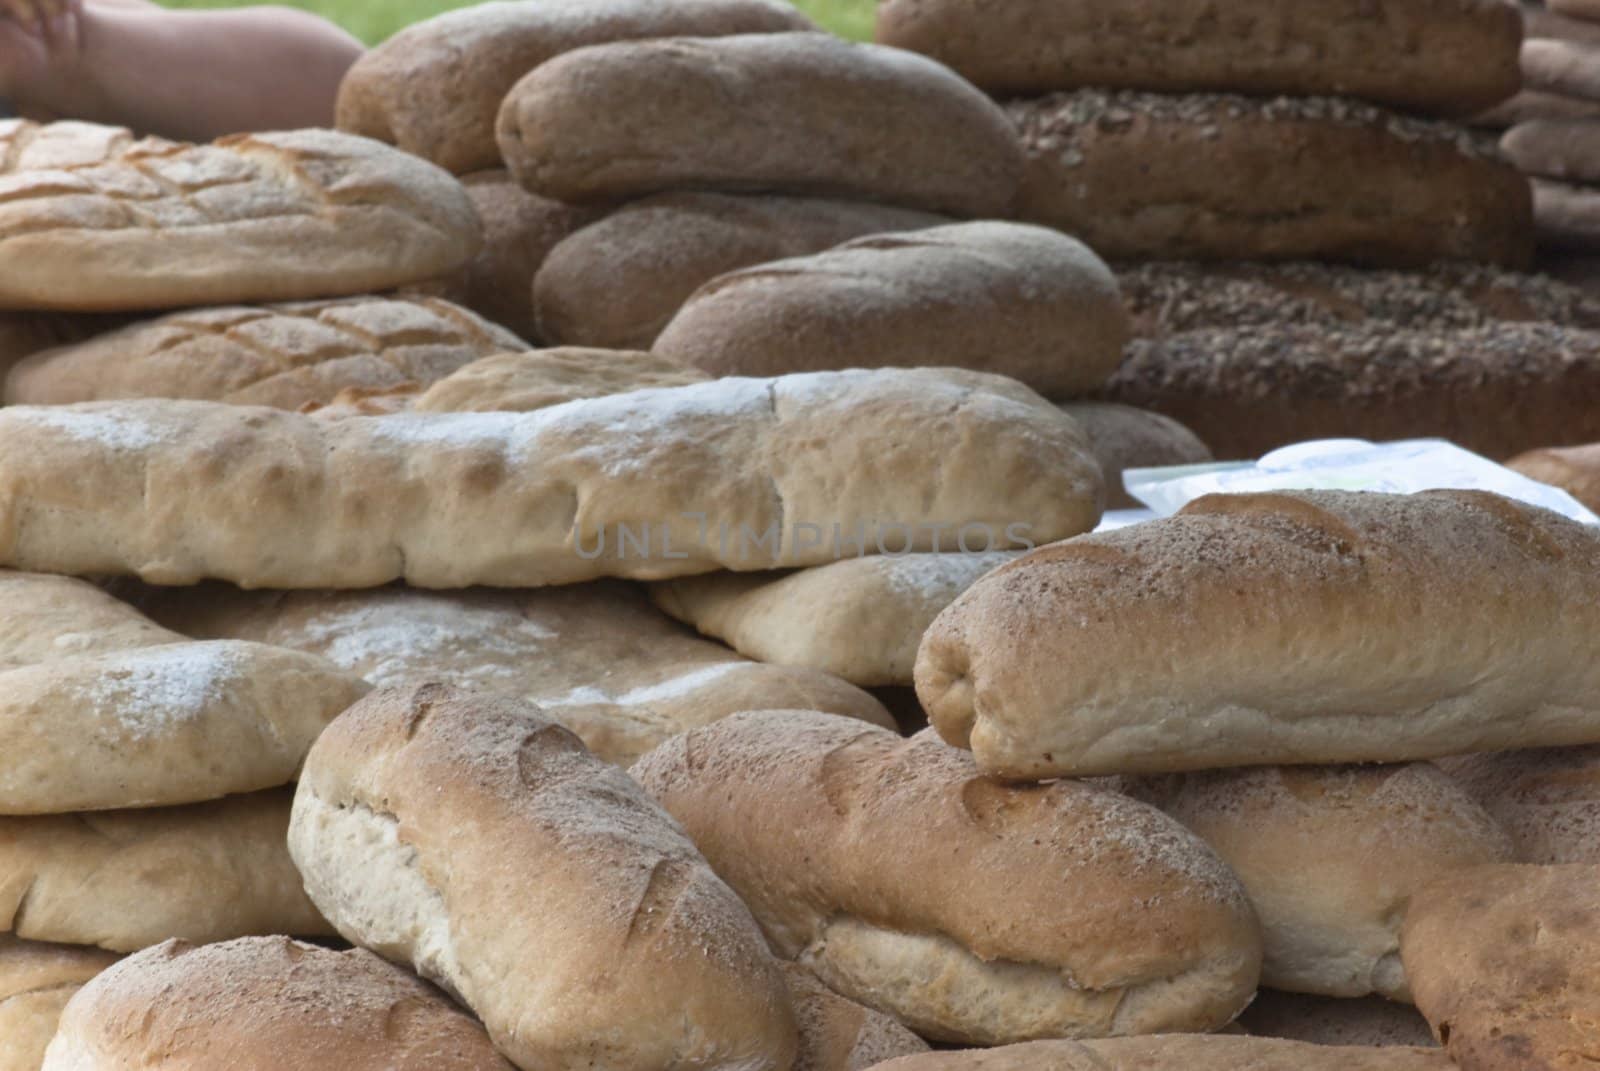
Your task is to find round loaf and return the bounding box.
[876,0,1520,114]
[496,33,1023,217]
[1239,990,1438,1048]
[1057,402,1211,508]
[1010,91,1533,267]
[1436,745,1600,863]
[0,936,118,1071]
[534,192,949,350]
[1506,442,1600,511]
[653,222,1128,399]
[630,711,1263,1046]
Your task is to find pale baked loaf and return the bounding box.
[783,964,928,1071]
[0,369,1101,588]
[413,348,710,413]
[40,937,513,1071]
[0,937,118,1071]
[876,0,1520,113]
[1124,764,1515,1000]
[4,297,526,410]
[1523,37,1600,101]
[1010,91,1533,267]
[534,192,948,351]
[1239,990,1438,1048]
[865,1036,1456,1070]
[0,124,481,311]
[1,789,333,953]
[652,222,1129,399]
[1402,863,1600,1070]
[0,570,181,670]
[917,490,1600,779]
[0,313,110,385]
[1534,177,1600,249]
[1507,442,1600,511]
[335,0,816,175]
[289,684,798,1071]
[1504,118,1600,182]
[139,580,891,766]
[1525,3,1600,47]
[497,33,1023,217]
[630,712,1263,1045]
[1474,88,1600,126]
[0,119,132,170]
[1437,745,1600,863]
[1057,402,1212,508]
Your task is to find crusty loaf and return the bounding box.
[0,369,1101,588]
[865,1035,1455,1070]
[4,296,525,410]
[1507,442,1600,512]
[289,684,797,1071]
[0,118,132,171]
[1524,3,1600,47]
[413,348,709,413]
[1551,0,1600,20]
[1533,177,1600,250]
[917,490,1600,779]
[1238,990,1438,1048]
[652,222,1129,400]
[139,580,891,766]
[631,712,1262,1045]
[1522,37,1600,102]
[40,938,513,1071]
[1504,118,1600,183]
[496,33,1023,217]
[0,937,118,1071]
[0,124,481,311]
[335,0,815,175]
[0,312,111,385]
[534,192,948,351]
[876,0,1520,114]
[783,964,928,1071]
[1,789,334,954]
[1057,402,1211,508]
[0,570,181,670]
[1474,88,1600,127]
[1437,745,1600,863]
[1010,91,1533,267]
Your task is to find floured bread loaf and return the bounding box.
[413,348,709,414]
[0,369,1101,588]
[653,553,1018,688]
[534,192,948,351]
[0,937,118,1071]
[631,712,1262,1045]
[1522,38,1600,102]
[1123,764,1515,1000]
[1507,442,1600,511]
[1534,177,1600,249]
[1504,119,1600,183]
[40,937,513,1070]
[139,581,891,766]
[1,789,333,953]
[917,490,1600,779]
[4,297,525,410]
[876,0,1520,113]
[1403,864,1600,1070]
[783,964,928,1071]
[497,33,1023,217]
[866,1035,1456,1070]
[289,684,798,1071]
[0,124,481,311]
[1239,990,1438,1048]
[652,222,1129,399]
[0,570,182,669]
[1437,745,1600,863]
[336,0,816,175]
[1057,402,1211,508]
[1010,91,1533,267]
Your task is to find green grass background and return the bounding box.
[159,0,877,43]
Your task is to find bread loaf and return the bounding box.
[1238,990,1438,1048]
[1551,0,1600,21]
[1534,177,1600,249]
[534,192,948,351]
[652,222,1129,399]
[864,1036,1456,1070]
[413,348,709,413]
[917,490,1600,779]
[1,789,333,953]
[335,0,815,175]
[1474,88,1600,127]
[1523,37,1600,102]
[0,369,1101,588]
[139,580,891,766]
[0,118,131,171]
[0,124,481,311]
[496,33,1023,217]
[1524,3,1600,47]
[1057,402,1211,508]
[1437,745,1600,863]
[40,937,513,1070]
[1504,118,1600,183]
[1010,91,1533,267]
[0,937,118,1071]
[0,313,108,385]
[0,570,181,669]
[1507,442,1600,511]
[630,712,1263,1045]
[876,0,1520,114]
[783,964,928,1071]
[4,297,525,410]
[289,684,798,1071]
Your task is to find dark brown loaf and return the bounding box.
[496,33,1024,217]
[1010,91,1534,268]
[1506,442,1600,510]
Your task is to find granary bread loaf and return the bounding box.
[1507,442,1600,511]
[1503,118,1600,182]
[496,33,1023,217]
[1533,177,1600,249]
[534,192,948,351]
[1,789,333,953]
[1056,402,1211,508]
[412,348,709,413]
[139,580,891,766]
[0,124,481,311]
[0,937,118,1071]
[289,684,797,1071]
[631,712,1263,1045]
[1238,990,1438,1048]
[651,222,1129,399]
[782,964,928,1071]
[917,490,1600,780]
[0,369,1101,588]
[4,296,525,410]
[876,0,1520,114]
[336,0,815,175]
[1010,91,1533,267]
[1436,745,1600,863]
[865,1035,1456,1071]
[40,937,513,1070]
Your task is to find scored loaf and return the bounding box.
[1238,990,1439,1048]
[289,684,798,1071]
[0,368,1102,588]
[0,123,481,311]
[0,936,119,1071]
[631,712,1263,1045]
[496,33,1023,217]
[917,490,1600,779]
[865,1035,1455,1071]
[1436,745,1600,864]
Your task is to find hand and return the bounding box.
[0,0,83,110]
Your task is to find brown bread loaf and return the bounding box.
[0,937,118,1071]
[782,964,929,1071]
[1437,745,1600,863]
[1504,118,1600,182]
[1057,402,1212,507]
[1534,177,1600,249]
[1507,442,1600,510]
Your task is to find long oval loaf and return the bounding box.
[917,490,1600,779]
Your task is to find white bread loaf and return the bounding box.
[865,1035,1455,1070]
[1437,745,1600,863]
[289,684,798,1071]
[917,490,1600,779]
[0,937,118,1071]
[782,964,928,1071]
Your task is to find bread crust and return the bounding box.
[1507,443,1600,513]
[1056,402,1211,508]
[1437,744,1600,863]
[0,937,118,1071]
[864,1035,1456,1070]
[1238,989,1438,1048]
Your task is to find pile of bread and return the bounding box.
[2,1,1600,1070]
